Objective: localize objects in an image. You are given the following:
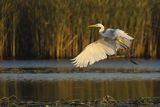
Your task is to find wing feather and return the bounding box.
[72,39,116,67]
[114,29,134,50]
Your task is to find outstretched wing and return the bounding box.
[72,29,134,68]
[114,29,134,49]
[71,39,116,68]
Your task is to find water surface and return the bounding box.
[0,60,160,101]
[0,59,160,72]
[0,72,160,101]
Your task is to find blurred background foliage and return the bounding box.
[0,0,160,59]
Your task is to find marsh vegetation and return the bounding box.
[0,0,160,59]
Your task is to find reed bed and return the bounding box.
[0,0,160,59]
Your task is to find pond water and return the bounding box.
[0,72,160,101]
[0,60,160,102]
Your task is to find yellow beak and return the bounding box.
[88,24,98,28]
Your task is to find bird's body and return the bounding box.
[101,28,116,39]
[72,23,134,67]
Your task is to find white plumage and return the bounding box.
[72,23,134,67]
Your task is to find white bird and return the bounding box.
[72,23,134,68]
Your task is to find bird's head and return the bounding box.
[88,23,104,28]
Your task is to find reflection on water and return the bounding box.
[0,73,160,101]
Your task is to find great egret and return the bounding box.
[72,23,134,67]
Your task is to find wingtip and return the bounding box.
[130,37,134,40]
[70,58,76,61]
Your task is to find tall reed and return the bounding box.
[0,0,160,59]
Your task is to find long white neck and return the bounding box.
[99,25,105,33]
